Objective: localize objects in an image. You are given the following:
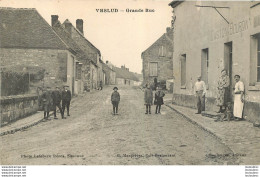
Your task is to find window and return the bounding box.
[249,34,260,86]
[201,48,209,84]
[149,62,158,76]
[180,54,186,87]
[159,46,166,57]
[257,35,260,82]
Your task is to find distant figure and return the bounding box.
[144,84,153,114]
[52,86,64,119]
[194,76,206,114]
[216,69,230,113]
[233,75,245,121]
[111,87,120,115]
[99,80,103,90]
[62,85,72,117]
[41,86,53,119]
[154,86,165,114]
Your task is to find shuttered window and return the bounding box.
[149,62,158,76]
[181,54,186,87]
[201,48,209,84]
[257,36,260,82]
[158,46,166,57]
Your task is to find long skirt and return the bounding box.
[233,94,244,118]
[216,87,229,106]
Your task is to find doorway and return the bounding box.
[224,42,233,102]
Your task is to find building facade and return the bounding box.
[169,1,260,122]
[0,8,76,94]
[141,27,174,86]
[62,19,102,90]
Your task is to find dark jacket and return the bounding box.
[144,88,153,105]
[154,91,165,105]
[62,90,72,102]
[41,91,53,106]
[52,90,62,104]
[111,91,120,102]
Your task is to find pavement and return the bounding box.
[164,94,260,165]
[1,87,259,165]
[0,90,97,136]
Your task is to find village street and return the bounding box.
[0,86,239,165]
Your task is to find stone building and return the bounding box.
[169,1,260,122]
[113,66,139,85]
[51,15,85,94]
[141,27,174,87]
[102,61,116,85]
[0,8,76,94]
[62,19,103,90]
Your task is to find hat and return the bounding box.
[113,87,118,90]
[63,85,69,88]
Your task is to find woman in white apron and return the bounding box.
[233,75,245,120]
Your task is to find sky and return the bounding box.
[0,0,173,73]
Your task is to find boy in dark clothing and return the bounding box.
[111,87,120,115]
[154,86,165,114]
[41,86,53,119]
[62,85,72,117]
[52,86,64,119]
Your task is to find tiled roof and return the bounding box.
[113,67,139,81]
[63,19,101,56]
[0,7,67,49]
[52,20,88,62]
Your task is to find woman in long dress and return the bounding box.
[233,75,245,120]
[216,69,230,113]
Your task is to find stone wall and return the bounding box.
[142,31,173,85]
[0,94,39,127]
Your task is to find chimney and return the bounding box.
[76,19,84,34]
[64,22,72,35]
[51,15,59,27]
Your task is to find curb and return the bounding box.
[0,95,81,137]
[0,117,45,136]
[165,103,235,154]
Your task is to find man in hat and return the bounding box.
[194,76,206,114]
[62,85,72,117]
[111,87,120,115]
[52,86,64,119]
[41,86,53,119]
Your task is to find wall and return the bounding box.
[0,94,38,127]
[142,32,173,85]
[116,78,125,85]
[171,1,260,122]
[0,48,75,93]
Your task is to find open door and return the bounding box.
[224,42,233,102]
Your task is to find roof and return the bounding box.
[63,19,101,56]
[0,7,67,49]
[142,28,173,57]
[102,63,115,72]
[52,20,89,62]
[113,67,139,81]
[168,1,184,8]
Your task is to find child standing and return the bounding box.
[111,87,120,115]
[144,84,153,114]
[154,86,165,114]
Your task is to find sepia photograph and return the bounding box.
[0,0,260,174]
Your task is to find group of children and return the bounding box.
[110,84,165,115]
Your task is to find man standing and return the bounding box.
[194,76,206,114]
[111,87,120,115]
[233,75,245,120]
[62,85,72,117]
[52,86,64,119]
[41,86,53,119]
